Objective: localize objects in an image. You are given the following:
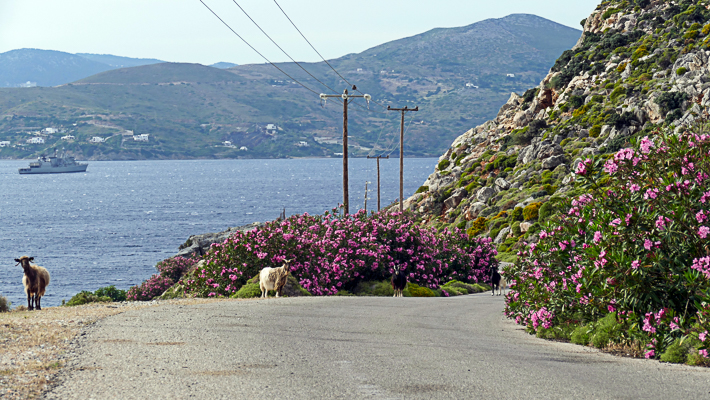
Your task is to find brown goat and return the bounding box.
[14,256,50,310]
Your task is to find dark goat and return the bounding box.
[490,268,505,296]
[391,266,407,297]
[14,256,50,310]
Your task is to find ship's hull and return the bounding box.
[19,164,88,174]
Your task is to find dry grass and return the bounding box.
[0,298,224,399]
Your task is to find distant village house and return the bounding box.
[43,127,59,134]
[61,135,75,140]
[133,134,149,142]
[0,141,10,147]
[26,137,45,144]
[90,137,105,143]
[240,146,248,151]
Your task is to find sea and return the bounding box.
[0,158,438,307]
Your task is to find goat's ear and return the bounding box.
[29,257,34,262]
[14,258,20,263]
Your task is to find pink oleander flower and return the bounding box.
[645,350,655,359]
[644,239,652,250]
[593,231,602,244]
[631,260,640,269]
[699,349,709,359]
[640,136,654,154]
[699,226,710,239]
[700,331,708,342]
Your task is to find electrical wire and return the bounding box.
[228,0,340,95]
[197,0,322,96]
[271,0,391,111]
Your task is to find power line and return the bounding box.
[271,0,391,110]
[228,0,339,95]
[197,0,320,95]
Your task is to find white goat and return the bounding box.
[259,259,292,298]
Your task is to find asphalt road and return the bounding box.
[43,294,710,399]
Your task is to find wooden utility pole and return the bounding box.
[387,105,419,213]
[367,155,389,211]
[320,88,371,215]
[363,181,370,213]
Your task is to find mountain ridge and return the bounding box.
[0,14,581,160]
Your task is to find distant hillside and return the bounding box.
[210,62,238,69]
[76,53,165,69]
[0,14,581,160]
[0,49,114,87]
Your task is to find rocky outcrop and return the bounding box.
[176,222,263,257]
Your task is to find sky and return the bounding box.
[0,0,600,65]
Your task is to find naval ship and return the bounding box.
[18,151,88,174]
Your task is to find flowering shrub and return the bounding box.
[183,208,498,298]
[127,274,175,301]
[156,256,198,282]
[505,129,710,361]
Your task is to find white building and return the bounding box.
[296,141,309,147]
[122,130,135,136]
[266,124,277,131]
[240,146,248,151]
[133,134,149,142]
[0,141,10,147]
[26,137,45,144]
[506,73,515,78]
[43,127,59,134]
[61,135,75,140]
[90,137,105,143]
[223,141,233,147]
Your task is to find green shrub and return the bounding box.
[65,291,112,307]
[438,159,450,171]
[676,67,688,76]
[571,324,592,345]
[0,295,10,312]
[538,202,553,222]
[233,283,262,298]
[93,285,127,302]
[523,203,542,221]
[407,283,436,297]
[610,86,627,102]
[511,221,522,236]
[509,207,524,222]
[660,339,689,364]
[616,62,628,73]
[415,185,429,194]
[589,125,602,138]
[467,217,487,237]
[568,95,585,109]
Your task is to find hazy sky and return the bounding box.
[0,0,600,65]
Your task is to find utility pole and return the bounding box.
[387,105,419,213]
[367,155,389,211]
[320,87,371,215]
[363,181,371,213]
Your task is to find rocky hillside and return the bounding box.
[404,0,710,262]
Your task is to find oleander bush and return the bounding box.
[184,208,498,298]
[127,274,175,301]
[127,256,199,301]
[504,128,710,363]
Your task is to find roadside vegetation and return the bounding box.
[504,127,710,366]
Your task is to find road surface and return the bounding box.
[44,294,710,399]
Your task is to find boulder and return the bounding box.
[444,188,468,209]
[176,222,263,257]
[494,227,511,244]
[520,222,533,233]
[476,187,496,203]
[541,155,567,170]
[495,178,511,191]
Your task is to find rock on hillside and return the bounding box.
[405,0,710,261]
